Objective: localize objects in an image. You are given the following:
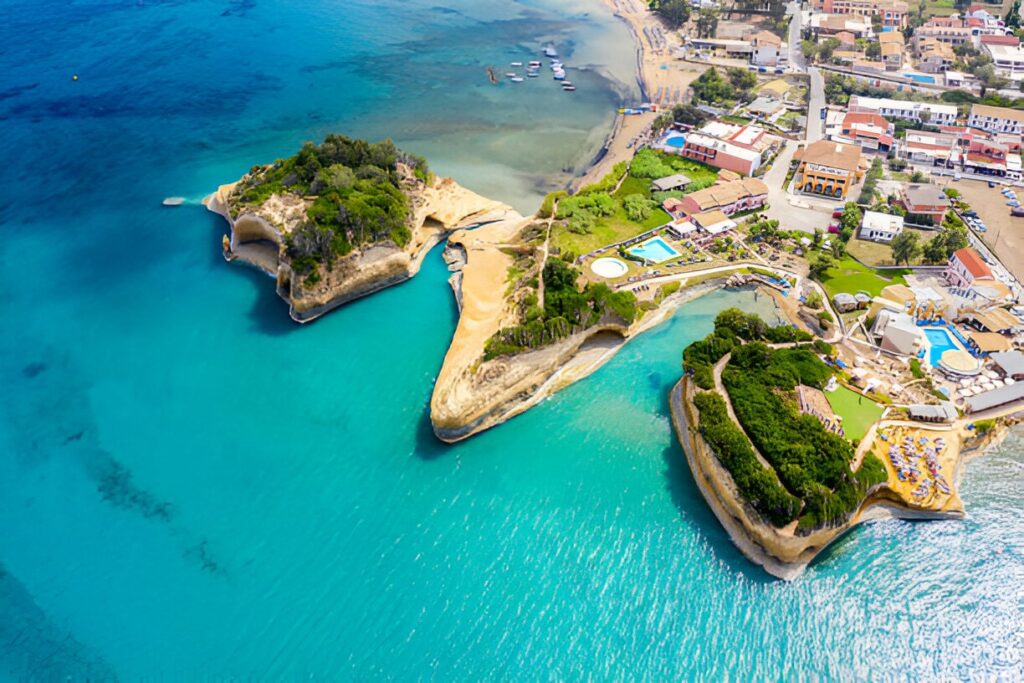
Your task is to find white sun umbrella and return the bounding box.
[959,378,972,387]
[983,382,996,391]
[985,370,1000,380]
[1007,377,1017,385]
[972,386,985,395]
[993,379,1005,388]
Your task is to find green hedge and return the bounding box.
[722,343,887,532]
[693,392,801,527]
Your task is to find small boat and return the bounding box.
[528,60,542,68]
[526,71,539,78]
[162,197,186,206]
[553,71,566,81]
[1011,208,1024,217]
[562,85,576,92]
[510,61,523,67]
[509,76,524,82]
[544,45,558,58]
[505,72,517,78]
[561,81,573,87]
[550,61,563,69]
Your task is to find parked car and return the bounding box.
[832,209,843,219]
[827,223,840,234]
[989,180,997,188]
[963,210,978,218]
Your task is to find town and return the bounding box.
[535,0,1024,573]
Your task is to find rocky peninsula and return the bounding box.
[206,135,521,323]
[208,136,812,443]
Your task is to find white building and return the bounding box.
[848,95,958,126]
[872,310,927,356]
[983,43,1024,79]
[946,247,995,288]
[750,31,786,67]
[859,210,905,242]
[967,103,1024,135]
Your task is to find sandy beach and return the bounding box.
[601,0,707,106]
[573,0,707,190]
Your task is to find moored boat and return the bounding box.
[544,45,558,57]
[562,85,576,92]
[162,196,186,206]
[510,76,524,82]
[553,70,566,80]
[510,61,523,67]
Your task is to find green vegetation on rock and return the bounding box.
[686,313,887,532]
[232,135,428,278]
[484,259,638,359]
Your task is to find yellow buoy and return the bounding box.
[72,74,79,81]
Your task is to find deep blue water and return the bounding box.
[2,1,1023,679]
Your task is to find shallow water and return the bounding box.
[2,1,1023,679]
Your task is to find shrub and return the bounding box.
[694,392,801,527]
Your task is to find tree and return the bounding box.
[890,230,922,265]
[809,253,835,280]
[670,103,711,127]
[840,202,862,236]
[1007,0,1021,29]
[910,169,929,183]
[923,235,948,264]
[568,209,595,234]
[818,38,840,63]
[865,42,881,59]
[975,64,1008,95]
[623,193,654,222]
[696,7,719,38]
[649,0,690,29]
[690,67,734,104]
[727,67,758,91]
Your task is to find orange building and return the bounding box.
[795,141,864,199]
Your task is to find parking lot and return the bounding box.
[948,179,1024,289]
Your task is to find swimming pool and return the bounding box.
[665,135,685,149]
[924,327,960,366]
[628,236,680,263]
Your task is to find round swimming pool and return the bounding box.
[665,136,685,149]
[591,257,628,279]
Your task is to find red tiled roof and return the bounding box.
[953,248,993,279]
[981,34,1021,46]
[843,112,889,129]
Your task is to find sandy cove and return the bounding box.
[205,173,519,323]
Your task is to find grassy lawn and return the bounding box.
[845,229,933,266]
[827,385,884,442]
[819,255,909,298]
[613,174,651,199]
[921,0,956,17]
[551,206,671,255]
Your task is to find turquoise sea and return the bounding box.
[1,1,1023,679]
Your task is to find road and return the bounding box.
[787,1,825,142]
[806,67,825,142]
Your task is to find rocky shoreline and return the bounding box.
[205,174,519,323]
[670,377,972,580]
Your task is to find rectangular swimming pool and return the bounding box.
[628,236,680,263]
[924,327,959,366]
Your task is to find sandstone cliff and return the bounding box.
[205,172,520,323]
